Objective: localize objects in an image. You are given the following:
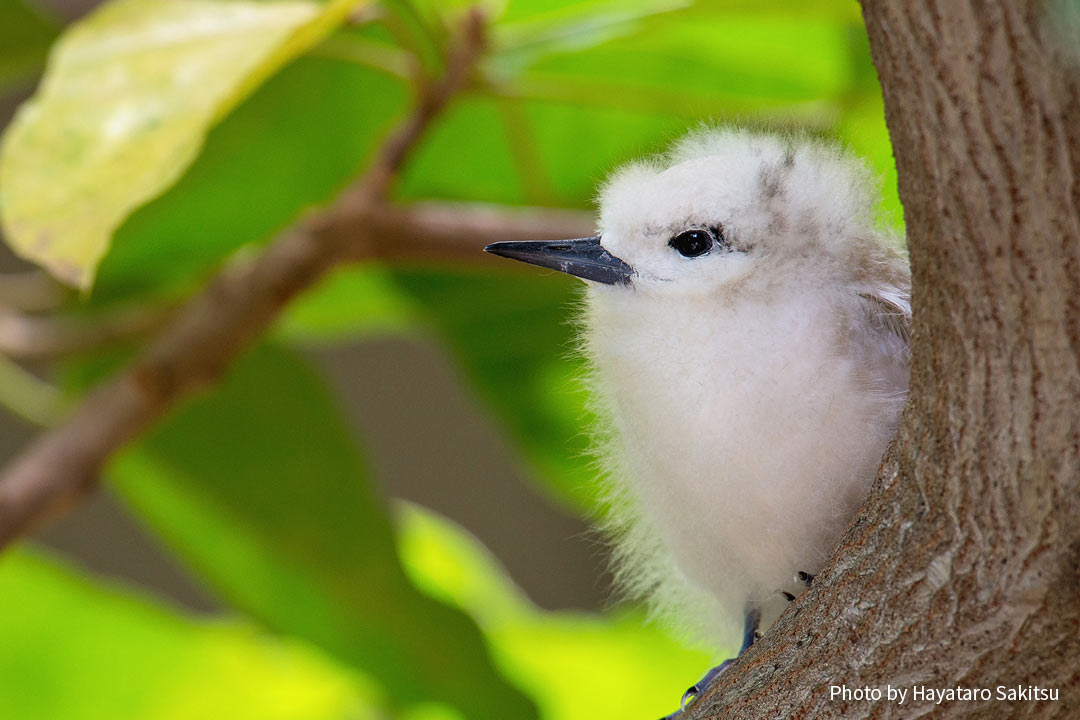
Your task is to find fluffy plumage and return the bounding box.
[580,128,910,651]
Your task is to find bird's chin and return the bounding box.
[582,277,635,292]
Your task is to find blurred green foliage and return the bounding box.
[112,345,537,719]
[0,0,57,94]
[0,0,897,717]
[0,549,379,720]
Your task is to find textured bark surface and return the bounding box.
[688,2,1080,718]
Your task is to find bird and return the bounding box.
[484,128,910,716]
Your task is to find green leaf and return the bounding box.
[0,0,366,289]
[0,0,58,94]
[92,56,406,301]
[396,503,717,720]
[395,10,870,210]
[0,548,380,720]
[108,345,538,720]
[274,265,423,341]
[488,9,853,115]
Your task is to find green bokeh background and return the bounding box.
[0,1,898,717]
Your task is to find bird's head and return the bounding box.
[486,128,885,299]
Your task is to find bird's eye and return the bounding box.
[669,229,714,258]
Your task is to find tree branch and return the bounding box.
[361,201,594,260]
[0,8,497,547]
[0,202,593,361]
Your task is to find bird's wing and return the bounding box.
[857,284,911,349]
[846,281,911,423]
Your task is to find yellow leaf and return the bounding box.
[0,0,364,289]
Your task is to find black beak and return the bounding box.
[483,236,634,285]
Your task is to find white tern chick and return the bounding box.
[486,128,910,712]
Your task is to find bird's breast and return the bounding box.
[584,289,901,614]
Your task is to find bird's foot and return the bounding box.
[659,608,760,718]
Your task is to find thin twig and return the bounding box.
[0,271,70,313]
[0,9,490,547]
[360,8,486,202]
[0,355,64,426]
[310,35,414,79]
[0,305,175,361]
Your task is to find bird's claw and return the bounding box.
[681,660,732,709]
[660,608,760,718]
[658,660,733,719]
[778,572,814,603]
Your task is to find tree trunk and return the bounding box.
[688,2,1080,717]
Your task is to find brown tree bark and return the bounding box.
[688,2,1080,718]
